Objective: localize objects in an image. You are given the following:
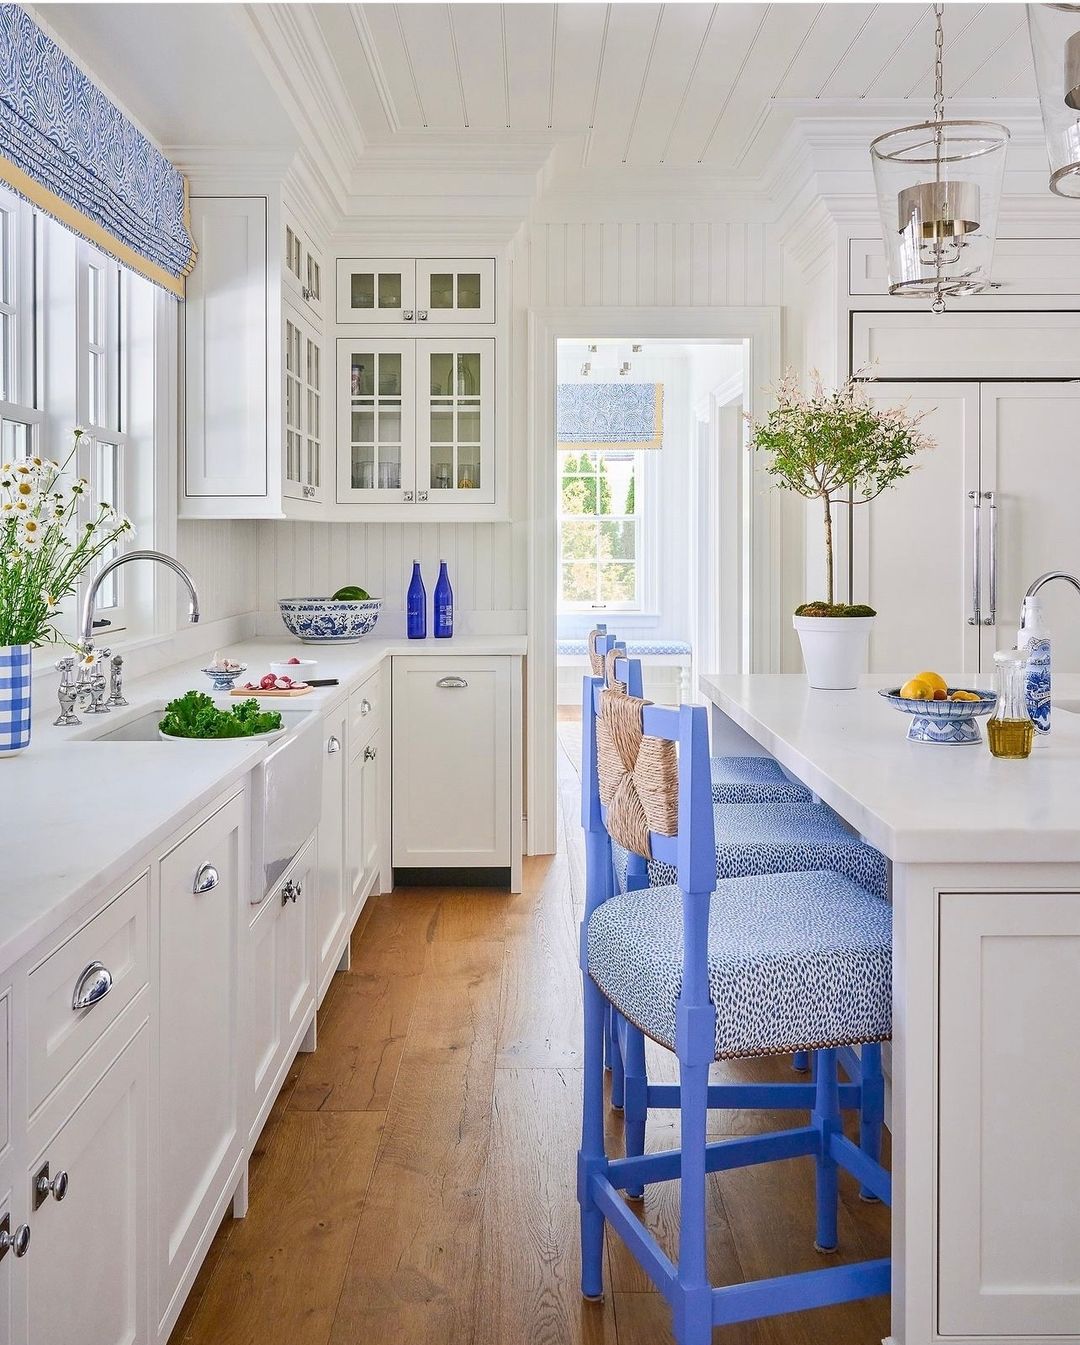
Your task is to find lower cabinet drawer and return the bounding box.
[349,671,380,752]
[26,871,150,1114]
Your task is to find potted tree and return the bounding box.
[748,372,932,690]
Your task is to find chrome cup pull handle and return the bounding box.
[436,676,468,689]
[327,735,341,754]
[984,490,997,626]
[967,490,981,627]
[72,960,112,1012]
[359,698,372,716]
[193,862,219,894]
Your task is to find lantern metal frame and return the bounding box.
[1027,3,1080,198]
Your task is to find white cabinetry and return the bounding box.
[391,655,521,884]
[856,380,1080,675]
[345,671,384,919]
[156,793,245,1331]
[336,257,494,325]
[243,834,316,1145]
[26,1024,150,1345]
[317,700,349,1001]
[183,189,327,519]
[337,336,495,507]
[938,888,1080,1336]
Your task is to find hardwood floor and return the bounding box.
[172,718,890,1345]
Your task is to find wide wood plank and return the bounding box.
[327,935,505,1345]
[179,1110,384,1345]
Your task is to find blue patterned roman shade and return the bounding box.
[557,382,664,450]
[0,5,195,296]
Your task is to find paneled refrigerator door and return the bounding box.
[979,382,1080,673]
[414,258,495,324]
[335,258,416,325]
[415,339,495,505]
[853,383,982,677]
[336,339,416,504]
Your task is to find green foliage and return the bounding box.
[159,691,283,739]
[624,474,635,515]
[795,602,878,618]
[559,451,637,605]
[560,452,612,517]
[748,371,934,606]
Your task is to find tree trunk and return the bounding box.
[822,493,834,607]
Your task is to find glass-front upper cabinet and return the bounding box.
[336,259,416,325]
[415,259,495,325]
[284,308,324,502]
[416,339,495,504]
[336,339,416,503]
[283,214,323,318]
[336,258,495,326]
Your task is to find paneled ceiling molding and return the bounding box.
[348,3,403,135]
[0,3,195,297]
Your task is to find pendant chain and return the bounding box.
[933,3,945,126]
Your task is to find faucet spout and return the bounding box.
[1019,571,1080,632]
[80,549,201,645]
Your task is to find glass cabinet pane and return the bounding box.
[377,352,401,395]
[429,273,454,309]
[307,255,320,301]
[351,444,375,490]
[342,340,411,495]
[457,352,480,395]
[378,273,402,309]
[457,272,481,309]
[376,445,401,489]
[350,355,374,397]
[457,407,480,442]
[457,447,481,490]
[350,274,375,310]
[423,344,488,494]
[430,447,454,490]
[429,352,453,396]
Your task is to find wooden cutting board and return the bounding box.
[229,684,314,697]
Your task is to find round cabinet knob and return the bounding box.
[417,310,429,321]
[402,310,414,321]
[34,1161,69,1207]
[418,490,429,502]
[327,735,341,754]
[402,491,414,503]
[294,879,303,899]
[0,1218,30,1259]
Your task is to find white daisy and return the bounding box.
[78,648,99,669]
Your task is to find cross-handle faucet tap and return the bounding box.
[1019,571,1080,632]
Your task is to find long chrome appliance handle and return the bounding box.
[967,491,981,627]
[984,491,997,626]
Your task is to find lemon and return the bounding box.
[950,690,981,702]
[913,670,948,696]
[899,677,934,700]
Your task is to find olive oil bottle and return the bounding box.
[987,717,1034,759]
[988,650,1034,760]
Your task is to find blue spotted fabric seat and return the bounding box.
[611,801,888,899]
[587,869,892,1060]
[710,754,812,804]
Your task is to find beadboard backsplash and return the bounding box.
[255,520,527,636]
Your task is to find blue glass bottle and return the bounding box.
[434,560,453,639]
[406,561,426,639]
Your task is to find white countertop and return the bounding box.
[700,672,1080,865]
[5,632,526,970]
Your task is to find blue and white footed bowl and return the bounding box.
[278,597,382,644]
[878,687,997,745]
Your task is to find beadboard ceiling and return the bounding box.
[319,2,1034,170]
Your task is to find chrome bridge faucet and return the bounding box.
[55,550,201,726]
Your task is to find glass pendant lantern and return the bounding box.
[870,4,1009,311]
[1027,4,1080,197]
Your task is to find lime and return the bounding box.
[331,585,370,602]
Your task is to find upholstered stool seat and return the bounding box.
[588,869,892,1060]
[710,754,812,804]
[612,801,888,898]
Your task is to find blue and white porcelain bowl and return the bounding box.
[278,597,383,644]
[878,687,997,745]
[201,662,246,692]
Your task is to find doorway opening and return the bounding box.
[553,336,748,767]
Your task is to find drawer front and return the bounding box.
[27,872,150,1114]
[349,670,380,752]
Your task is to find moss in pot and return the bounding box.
[748,371,933,689]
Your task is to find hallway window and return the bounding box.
[558,449,643,610]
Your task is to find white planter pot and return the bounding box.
[793,615,874,691]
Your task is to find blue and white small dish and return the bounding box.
[278,597,382,644]
[201,662,247,692]
[878,687,997,745]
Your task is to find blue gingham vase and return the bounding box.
[0,645,32,756]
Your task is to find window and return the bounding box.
[558,449,644,611]
[0,184,161,642]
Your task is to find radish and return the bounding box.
[259,673,277,690]
[287,656,301,665]
[274,677,293,690]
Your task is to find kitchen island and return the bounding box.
[700,673,1080,1345]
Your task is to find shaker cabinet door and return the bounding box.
[336,339,416,504]
[336,258,415,325]
[414,258,495,324]
[415,339,495,505]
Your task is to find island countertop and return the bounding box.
[699,672,1080,865]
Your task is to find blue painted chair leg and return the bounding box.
[622,1020,648,1200]
[579,970,609,1301]
[812,1048,841,1254]
[674,997,716,1345]
[858,1042,884,1201]
[603,1003,613,1073]
[792,1049,810,1072]
[610,1010,625,1110]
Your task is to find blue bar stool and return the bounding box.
[577,679,891,1342]
[598,653,887,1198]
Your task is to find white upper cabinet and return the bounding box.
[283,212,324,318]
[283,305,324,503]
[337,337,494,507]
[336,258,494,325]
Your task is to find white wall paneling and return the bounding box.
[176,520,259,626]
